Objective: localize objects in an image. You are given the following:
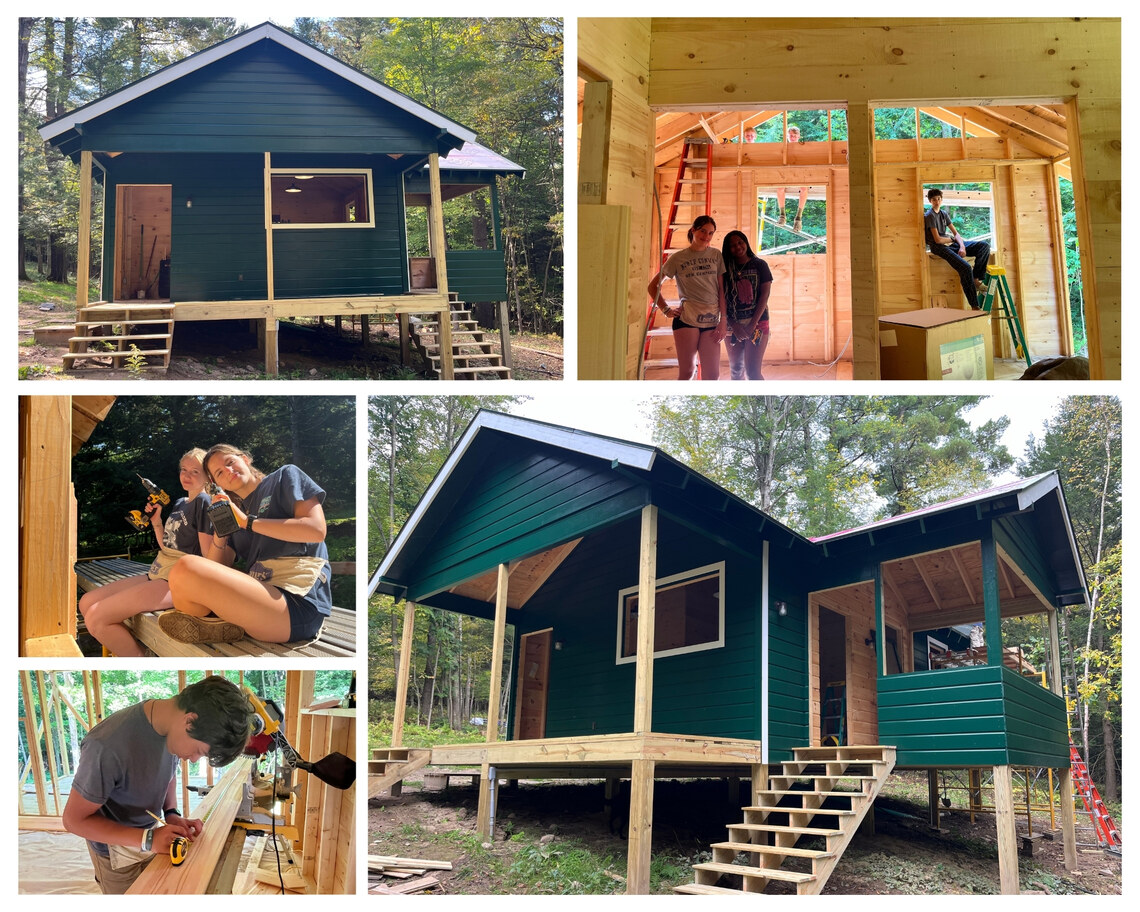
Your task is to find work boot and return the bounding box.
[159,611,245,644]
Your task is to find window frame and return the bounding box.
[614,561,726,665]
[267,167,375,230]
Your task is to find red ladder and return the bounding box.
[644,137,713,371]
[1069,740,1121,849]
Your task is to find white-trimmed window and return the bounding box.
[269,169,374,228]
[616,561,725,664]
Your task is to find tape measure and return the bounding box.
[170,836,188,866]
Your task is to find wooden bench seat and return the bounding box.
[75,557,355,658]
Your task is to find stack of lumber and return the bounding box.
[367,855,452,894]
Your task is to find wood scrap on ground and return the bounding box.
[367,854,451,894]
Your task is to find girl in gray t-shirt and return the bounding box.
[648,215,728,380]
[78,448,214,657]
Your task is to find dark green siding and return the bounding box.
[766,563,810,762]
[103,154,269,302]
[878,666,1068,768]
[82,43,443,155]
[103,153,412,301]
[406,446,646,601]
[272,162,407,297]
[447,250,507,301]
[994,514,1057,606]
[511,517,764,740]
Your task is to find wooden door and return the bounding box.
[115,185,172,301]
[514,629,552,740]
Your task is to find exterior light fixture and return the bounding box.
[285,181,302,193]
[775,601,788,617]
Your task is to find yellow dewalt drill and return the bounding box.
[125,473,171,531]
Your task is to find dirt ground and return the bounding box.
[18,295,562,381]
[367,773,1122,895]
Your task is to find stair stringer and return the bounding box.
[676,745,896,896]
[367,747,431,797]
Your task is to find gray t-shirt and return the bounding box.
[161,492,212,552]
[924,207,954,248]
[661,246,725,327]
[71,702,176,857]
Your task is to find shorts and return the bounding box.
[672,316,718,333]
[281,589,328,641]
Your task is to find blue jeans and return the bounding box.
[929,240,989,308]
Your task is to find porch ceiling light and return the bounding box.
[293,174,314,180]
[285,180,302,193]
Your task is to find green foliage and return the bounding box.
[293,18,563,334]
[643,396,1011,534]
[507,842,623,894]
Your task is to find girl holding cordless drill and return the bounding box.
[163,444,331,645]
[79,448,218,657]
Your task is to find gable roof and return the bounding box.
[370,410,810,602]
[39,21,476,147]
[373,413,1089,614]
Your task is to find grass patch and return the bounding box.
[506,840,624,895]
[369,709,485,750]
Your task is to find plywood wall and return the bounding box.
[653,151,852,363]
[578,19,653,380]
[583,17,1121,379]
[875,157,1068,359]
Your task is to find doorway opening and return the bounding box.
[114,184,171,302]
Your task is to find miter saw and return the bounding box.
[225,686,356,836]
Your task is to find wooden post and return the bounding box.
[927,769,940,828]
[392,600,416,748]
[398,314,411,365]
[579,82,613,205]
[993,765,1020,894]
[846,103,878,380]
[34,672,62,816]
[1047,608,1063,696]
[262,153,279,377]
[427,152,454,380]
[476,564,510,838]
[19,397,78,655]
[981,536,1002,666]
[1059,767,1078,872]
[633,505,658,734]
[625,758,655,895]
[19,672,48,816]
[873,561,886,676]
[77,151,93,309]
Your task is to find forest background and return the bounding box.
[368,395,1122,802]
[18,16,564,335]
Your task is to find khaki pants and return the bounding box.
[86,844,149,894]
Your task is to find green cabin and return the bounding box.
[370,410,1085,894]
[38,22,524,376]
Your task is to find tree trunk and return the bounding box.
[1101,715,1118,802]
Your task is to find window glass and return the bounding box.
[271,172,371,226]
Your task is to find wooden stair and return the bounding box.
[412,304,512,379]
[368,747,432,797]
[64,301,174,371]
[675,745,896,896]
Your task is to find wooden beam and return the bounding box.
[981,536,1002,666]
[1059,769,1077,872]
[19,397,76,652]
[633,505,658,734]
[77,151,92,310]
[625,758,655,894]
[993,765,1020,894]
[427,152,453,380]
[580,81,613,204]
[476,564,510,837]
[35,672,62,816]
[19,672,48,816]
[392,600,416,748]
[127,757,254,894]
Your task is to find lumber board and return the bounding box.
[127,757,253,894]
[367,855,454,871]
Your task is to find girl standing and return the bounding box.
[722,230,773,380]
[648,215,727,380]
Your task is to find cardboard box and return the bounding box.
[879,308,993,380]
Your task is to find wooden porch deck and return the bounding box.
[75,557,355,659]
[427,731,765,780]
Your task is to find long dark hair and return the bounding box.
[687,214,716,242]
[721,230,756,306]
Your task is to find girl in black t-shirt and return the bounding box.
[78,448,214,657]
[722,230,774,380]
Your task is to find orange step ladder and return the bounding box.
[1069,739,1121,850]
[644,137,713,374]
